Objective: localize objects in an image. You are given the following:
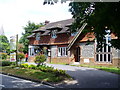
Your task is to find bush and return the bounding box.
[35,54,46,67]
[21,63,29,68]
[0,61,12,66]
[11,62,16,66]
[36,65,54,72]
[17,53,25,60]
[28,64,36,69]
[0,53,7,60]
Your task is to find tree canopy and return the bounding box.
[19,21,44,53]
[69,2,120,49]
[44,0,120,50]
[0,35,10,53]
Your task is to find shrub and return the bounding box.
[0,53,7,60]
[9,62,16,65]
[35,54,46,67]
[17,53,25,66]
[17,53,25,60]
[28,64,36,69]
[21,63,29,68]
[1,61,12,66]
[53,69,66,76]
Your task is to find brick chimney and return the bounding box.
[45,20,50,25]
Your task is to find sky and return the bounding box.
[0,0,72,40]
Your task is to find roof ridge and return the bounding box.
[67,23,87,50]
[47,18,73,25]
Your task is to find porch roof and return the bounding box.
[67,23,87,50]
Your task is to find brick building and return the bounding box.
[27,19,120,67]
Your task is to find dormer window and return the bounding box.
[71,32,77,36]
[51,30,57,38]
[36,33,40,40]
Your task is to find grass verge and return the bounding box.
[0,66,71,83]
[78,64,120,74]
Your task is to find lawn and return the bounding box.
[79,64,120,75]
[0,66,71,83]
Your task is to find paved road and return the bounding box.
[20,62,120,88]
[46,64,120,88]
[0,74,54,88]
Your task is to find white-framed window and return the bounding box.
[36,33,40,40]
[58,47,67,57]
[51,30,57,38]
[95,30,112,62]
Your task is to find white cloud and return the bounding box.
[0,0,72,40]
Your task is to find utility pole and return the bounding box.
[16,34,18,66]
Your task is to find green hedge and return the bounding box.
[0,61,12,66]
[0,53,7,60]
[20,64,69,76]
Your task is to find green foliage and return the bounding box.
[18,43,24,52]
[28,64,36,69]
[79,64,120,75]
[19,21,44,53]
[11,62,16,66]
[0,35,10,53]
[43,0,69,5]
[0,53,7,60]
[17,53,25,60]
[69,2,120,50]
[19,63,68,76]
[36,65,54,72]
[35,54,46,66]
[0,61,12,66]
[1,66,71,83]
[21,63,29,68]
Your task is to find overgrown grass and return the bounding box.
[0,66,71,83]
[79,64,120,74]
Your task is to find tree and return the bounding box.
[44,0,120,50]
[69,2,120,50]
[19,21,44,53]
[18,43,24,53]
[17,53,25,66]
[0,35,10,53]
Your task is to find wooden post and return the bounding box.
[16,34,18,66]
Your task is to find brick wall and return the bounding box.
[80,57,120,67]
[47,57,71,64]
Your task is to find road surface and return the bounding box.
[0,74,54,88]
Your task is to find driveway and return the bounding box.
[46,64,120,88]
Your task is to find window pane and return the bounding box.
[104,54,106,62]
[61,48,62,56]
[96,54,99,61]
[100,54,102,61]
[108,54,111,62]
[58,47,67,57]
[51,30,57,38]
[108,46,111,52]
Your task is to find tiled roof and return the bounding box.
[29,33,74,45]
[29,18,74,37]
[28,19,75,45]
